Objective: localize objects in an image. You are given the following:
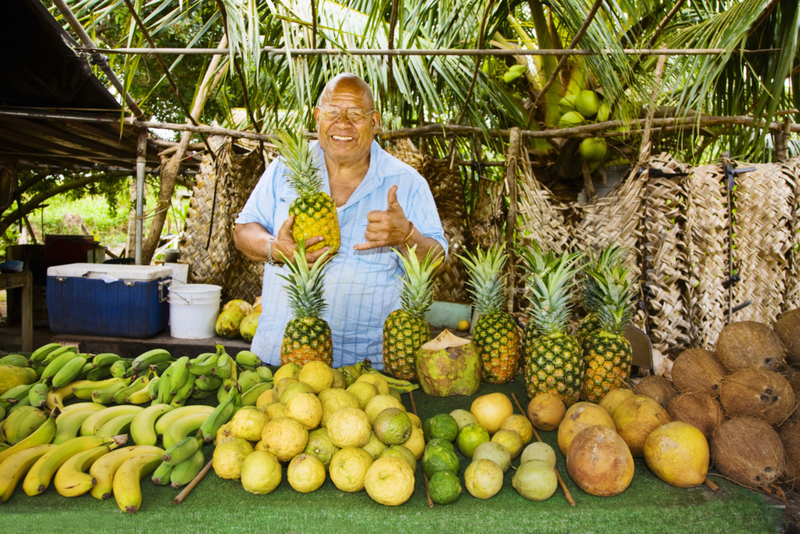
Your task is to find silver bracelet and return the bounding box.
[266,237,278,267]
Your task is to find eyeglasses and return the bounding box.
[316,105,376,124]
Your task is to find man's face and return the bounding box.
[314,79,379,167]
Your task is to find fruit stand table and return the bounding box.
[1,377,783,534]
[0,270,33,352]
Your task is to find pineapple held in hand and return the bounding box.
[278,241,333,366]
[383,246,443,381]
[523,248,585,407]
[459,246,520,384]
[576,244,624,345]
[581,260,635,403]
[276,131,340,254]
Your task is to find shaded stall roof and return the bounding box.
[0,0,181,172]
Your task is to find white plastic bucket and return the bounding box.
[168,284,222,339]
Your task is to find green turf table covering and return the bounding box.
[1,377,783,534]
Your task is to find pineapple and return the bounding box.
[580,261,636,403]
[459,246,520,384]
[575,244,624,345]
[517,242,559,360]
[276,131,340,254]
[383,247,443,380]
[278,241,333,366]
[523,250,585,406]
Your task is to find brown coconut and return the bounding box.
[633,376,678,410]
[671,348,728,397]
[779,419,800,486]
[775,309,800,366]
[566,425,635,497]
[711,417,785,488]
[715,321,786,372]
[719,368,795,426]
[612,395,672,457]
[667,393,726,439]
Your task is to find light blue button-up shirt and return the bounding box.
[236,140,448,369]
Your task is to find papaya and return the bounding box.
[216,301,250,338]
[240,311,262,342]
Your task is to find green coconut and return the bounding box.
[575,90,600,118]
[558,94,578,115]
[558,111,586,129]
[596,100,612,122]
[579,138,608,162]
[416,330,480,397]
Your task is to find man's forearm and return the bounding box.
[233,222,272,262]
[402,228,446,264]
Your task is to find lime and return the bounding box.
[373,407,413,446]
[426,438,455,452]
[456,423,490,459]
[423,413,459,442]
[428,470,462,504]
[422,445,460,478]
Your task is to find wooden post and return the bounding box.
[505,127,521,313]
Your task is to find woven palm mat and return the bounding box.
[782,157,800,311]
[180,137,266,302]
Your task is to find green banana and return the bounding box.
[40,351,80,383]
[54,408,105,445]
[53,444,114,497]
[235,350,262,370]
[154,405,215,439]
[241,382,273,406]
[73,377,124,400]
[256,366,274,381]
[96,413,138,438]
[109,359,131,379]
[212,353,233,379]
[80,405,144,436]
[86,366,113,381]
[163,413,210,449]
[0,383,34,406]
[113,375,150,405]
[112,451,164,513]
[168,356,191,394]
[170,449,204,488]
[188,352,218,376]
[130,404,174,446]
[29,343,64,364]
[198,393,237,443]
[126,385,152,405]
[0,444,56,502]
[147,376,160,400]
[191,388,216,400]
[130,348,171,374]
[89,445,164,500]
[52,355,87,388]
[80,360,95,377]
[217,381,237,404]
[92,379,130,405]
[156,366,174,404]
[3,406,48,444]
[0,354,30,367]
[237,370,263,393]
[8,395,32,413]
[40,345,77,366]
[149,360,171,375]
[27,382,49,409]
[0,413,56,465]
[151,460,174,486]
[194,374,223,392]
[163,435,202,465]
[93,353,122,368]
[169,375,196,407]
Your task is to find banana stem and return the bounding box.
[173,459,213,505]
[512,393,576,507]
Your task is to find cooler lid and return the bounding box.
[47,263,173,282]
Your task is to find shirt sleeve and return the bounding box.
[406,179,449,255]
[235,158,283,233]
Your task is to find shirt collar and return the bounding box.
[312,140,386,211]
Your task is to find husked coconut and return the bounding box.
[716,321,785,371]
[566,425,634,497]
[719,368,795,426]
[711,417,785,488]
[774,309,800,366]
[633,376,678,409]
[779,420,800,486]
[671,348,728,397]
[667,393,726,439]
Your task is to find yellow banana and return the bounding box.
[53,444,114,497]
[89,445,164,500]
[45,383,76,412]
[96,413,138,438]
[112,452,164,513]
[0,414,56,466]
[54,409,107,445]
[3,407,48,445]
[125,385,152,405]
[80,405,144,436]
[55,402,105,420]
[162,413,210,449]
[0,444,56,502]
[153,405,215,438]
[72,377,124,401]
[129,404,173,447]
[22,435,125,496]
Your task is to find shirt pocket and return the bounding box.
[275,193,297,231]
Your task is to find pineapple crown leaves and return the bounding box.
[526,250,584,336]
[584,261,636,334]
[582,243,627,313]
[393,245,444,319]
[517,240,560,277]
[275,130,323,198]
[277,240,332,319]
[457,245,508,315]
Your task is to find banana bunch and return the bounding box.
[89,445,163,500]
[356,359,419,393]
[113,451,165,513]
[157,435,205,488]
[1,406,48,444]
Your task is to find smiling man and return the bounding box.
[233,73,447,368]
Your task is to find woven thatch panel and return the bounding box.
[384,138,424,170]
[643,153,692,354]
[517,156,571,253]
[180,137,266,303]
[682,163,728,348]
[730,161,793,324]
[783,158,800,311]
